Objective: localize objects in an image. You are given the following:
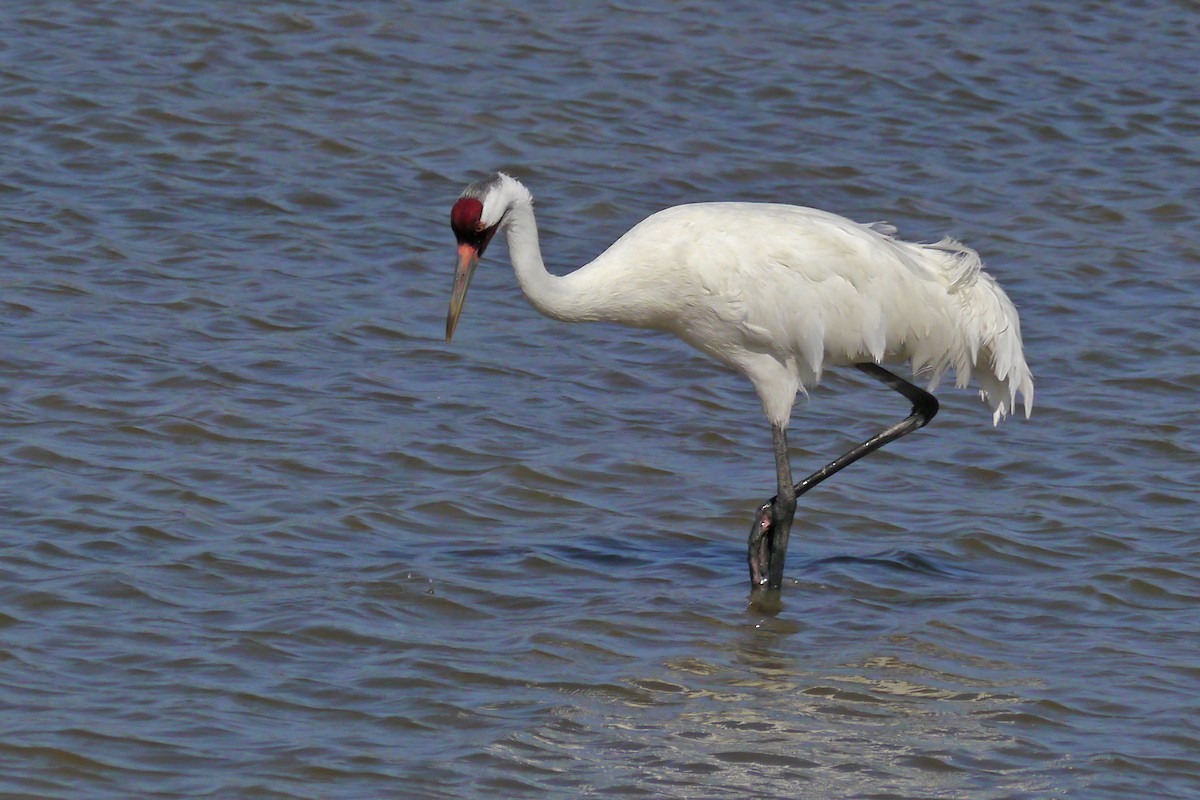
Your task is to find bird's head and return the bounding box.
[446,172,530,341]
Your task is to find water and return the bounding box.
[1,1,1197,797]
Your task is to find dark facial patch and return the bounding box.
[450,196,499,255]
[451,197,483,238]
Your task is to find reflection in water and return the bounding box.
[0,1,1197,798]
[807,549,961,577]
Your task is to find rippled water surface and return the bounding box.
[2,2,1198,798]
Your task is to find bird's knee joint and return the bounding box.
[911,394,939,426]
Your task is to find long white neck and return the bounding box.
[501,197,594,323]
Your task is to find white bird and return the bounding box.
[446,172,1033,592]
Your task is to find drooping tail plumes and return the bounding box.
[915,237,1034,425]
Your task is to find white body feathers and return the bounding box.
[481,173,1033,428]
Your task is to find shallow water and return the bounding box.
[1,1,1198,798]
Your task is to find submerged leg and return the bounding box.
[747,363,939,592]
[747,424,795,588]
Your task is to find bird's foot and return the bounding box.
[747,501,774,587]
[747,492,797,591]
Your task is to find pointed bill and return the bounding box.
[446,243,479,341]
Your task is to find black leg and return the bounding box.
[747,502,772,588]
[748,363,939,591]
[748,424,796,588]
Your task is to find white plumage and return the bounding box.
[446,171,1033,590]
[451,172,1032,425]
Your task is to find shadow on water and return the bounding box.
[804,548,962,578]
[747,547,969,616]
[536,532,971,589]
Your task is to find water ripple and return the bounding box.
[1,0,1198,798]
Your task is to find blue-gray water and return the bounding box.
[2,2,1198,798]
